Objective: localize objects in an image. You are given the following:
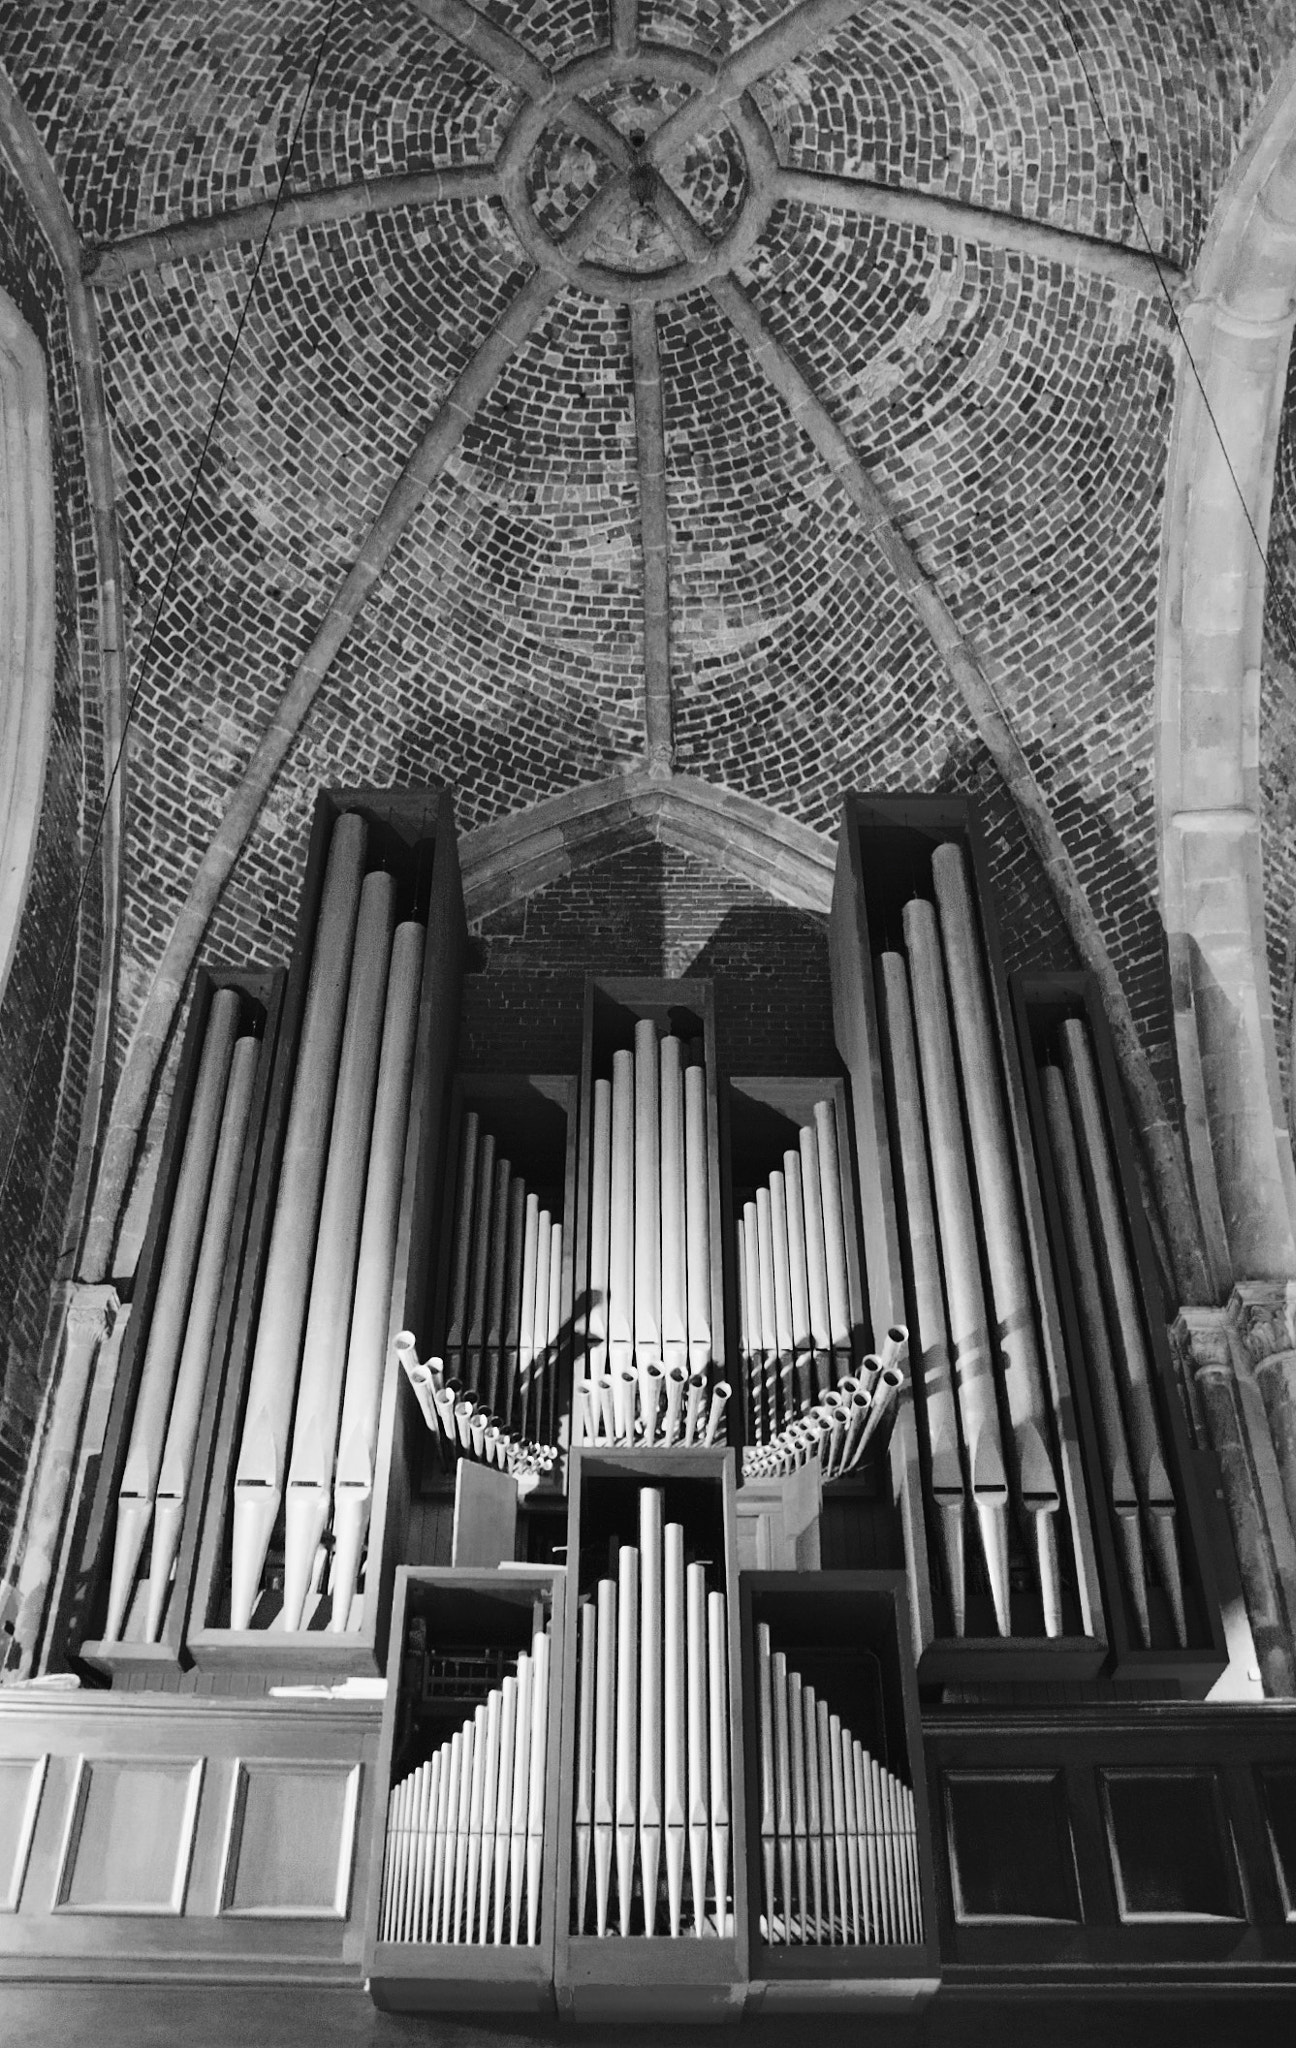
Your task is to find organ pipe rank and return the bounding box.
[577,1021,729,1450]
[876,840,1072,1640]
[754,1622,922,1945]
[380,1616,552,1946]
[572,1485,732,1938]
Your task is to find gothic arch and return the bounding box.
[459,771,836,922]
[0,285,55,1007]
[1157,49,1296,1290]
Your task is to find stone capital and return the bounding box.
[1226,1280,1296,1368]
[64,1281,119,1345]
[1172,1303,1234,1378]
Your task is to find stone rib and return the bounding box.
[82,168,499,286]
[652,175,1209,1300]
[778,168,1181,294]
[645,0,872,165]
[84,178,626,1272]
[630,301,673,773]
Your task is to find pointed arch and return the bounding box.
[1157,50,1296,1288]
[459,770,836,922]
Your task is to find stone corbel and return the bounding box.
[3,1281,119,1676]
[1228,1280,1296,1570]
[1174,1303,1296,1695]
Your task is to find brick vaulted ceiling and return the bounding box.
[2,1,1294,1176]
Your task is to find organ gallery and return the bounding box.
[3,3,1296,2042]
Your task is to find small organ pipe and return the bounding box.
[145,1029,258,1643]
[660,1035,688,1374]
[492,1673,517,1944]
[465,1129,497,1397]
[588,1077,613,1438]
[231,813,367,1630]
[756,1189,779,1430]
[788,1665,809,1943]
[639,1486,664,1935]
[1042,1064,1150,1644]
[769,1170,796,1419]
[684,1061,712,1374]
[816,1697,837,1941]
[615,1544,640,1937]
[707,1588,730,1941]
[931,844,1062,1631]
[663,1518,687,1936]
[574,1598,596,1932]
[756,1622,777,1939]
[447,1111,480,1368]
[508,1646,533,1946]
[803,1683,824,1941]
[330,919,424,1630]
[609,1050,636,1378]
[1061,1017,1187,1646]
[484,1155,513,1421]
[593,1576,617,1937]
[526,1625,550,1945]
[686,1560,710,1934]
[633,1017,662,1365]
[107,986,241,1641]
[479,1687,502,1942]
[518,1193,540,1430]
[282,869,396,1633]
[783,1148,814,1417]
[813,1099,853,1373]
[544,1219,563,1444]
[771,1651,793,1943]
[464,1703,488,1945]
[526,1208,551,1437]
[799,1124,832,1378]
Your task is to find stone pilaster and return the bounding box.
[3,1282,118,1676]
[1174,1304,1296,1696]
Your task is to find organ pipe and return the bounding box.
[1059,1018,1188,1645]
[877,950,967,1634]
[281,869,397,1634]
[231,812,367,1631]
[902,896,1012,1636]
[930,843,1062,1633]
[754,1630,922,1946]
[145,1032,259,1643]
[572,1489,731,1941]
[106,985,243,1642]
[1041,1064,1150,1645]
[379,1618,553,1946]
[330,918,424,1630]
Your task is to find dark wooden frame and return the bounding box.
[552,1446,749,2019]
[829,793,1107,1682]
[188,786,466,1675]
[363,1564,566,2013]
[1011,970,1228,1691]
[739,1569,941,2009]
[72,967,285,1678]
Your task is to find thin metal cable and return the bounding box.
[0,0,341,1219]
[1061,10,1296,651]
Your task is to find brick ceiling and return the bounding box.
[1,0,1293,1084]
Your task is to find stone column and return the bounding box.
[3,1281,118,1675]
[1175,1304,1296,1696]
[1228,1280,1296,1574]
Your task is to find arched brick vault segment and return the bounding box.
[1157,48,1296,1291]
[459,771,835,924]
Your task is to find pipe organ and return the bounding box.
[44,785,1240,2020]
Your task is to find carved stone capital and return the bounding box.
[1172,1304,1234,1379]
[1227,1281,1294,1368]
[64,1281,119,1345]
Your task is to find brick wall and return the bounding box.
[0,147,103,1559]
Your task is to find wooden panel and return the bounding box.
[1101,1770,1242,1922]
[219,1760,361,1918]
[943,1771,1079,1923]
[0,1758,46,1911]
[1259,1768,1296,1920]
[54,1757,203,1914]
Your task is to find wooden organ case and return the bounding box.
[6,785,1296,2023]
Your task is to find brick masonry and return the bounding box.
[1261,338,1296,1127]
[0,0,1292,1500]
[0,145,103,1561]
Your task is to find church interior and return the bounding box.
[3,2,1296,2042]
